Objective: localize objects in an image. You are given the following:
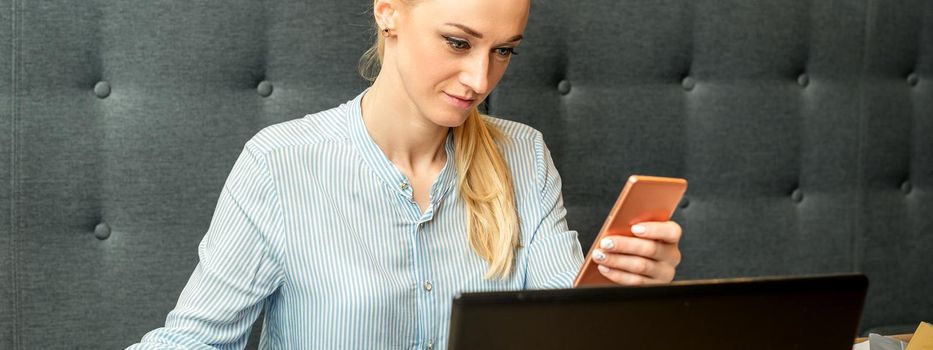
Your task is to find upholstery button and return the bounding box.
[557,80,571,95]
[423,281,433,292]
[681,76,695,91]
[94,222,111,240]
[906,73,918,86]
[901,180,912,194]
[791,189,804,203]
[797,74,809,87]
[257,81,273,97]
[94,81,111,98]
[678,197,690,209]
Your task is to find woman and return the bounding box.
[128,0,682,348]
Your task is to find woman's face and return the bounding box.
[388,0,530,127]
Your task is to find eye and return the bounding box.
[444,36,471,51]
[494,47,518,58]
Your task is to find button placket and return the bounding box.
[397,181,417,212]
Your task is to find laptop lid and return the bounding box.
[448,274,867,350]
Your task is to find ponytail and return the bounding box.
[453,108,520,279]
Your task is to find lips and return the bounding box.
[447,93,475,101]
[443,92,475,109]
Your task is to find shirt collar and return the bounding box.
[347,89,458,206]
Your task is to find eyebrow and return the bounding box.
[443,22,524,43]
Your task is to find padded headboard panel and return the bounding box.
[1,0,930,348]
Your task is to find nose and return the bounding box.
[459,53,490,96]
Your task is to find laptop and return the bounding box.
[448,274,867,350]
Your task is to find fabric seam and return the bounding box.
[245,143,288,286]
[853,0,876,275]
[9,0,19,348]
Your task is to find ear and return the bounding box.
[374,0,399,30]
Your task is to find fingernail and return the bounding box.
[597,265,610,274]
[593,250,606,262]
[631,225,647,236]
[600,238,615,250]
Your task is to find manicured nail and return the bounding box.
[598,265,611,274]
[631,225,647,236]
[593,250,606,262]
[600,238,615,250]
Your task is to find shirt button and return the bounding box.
[423,281,433,292]
[427,340,434,350]
[400,182,409,190]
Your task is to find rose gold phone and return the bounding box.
[573,175,688,287]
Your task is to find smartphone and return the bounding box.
[573,175,688,287]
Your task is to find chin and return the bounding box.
[432,116,470,128]
[431,108,472,128]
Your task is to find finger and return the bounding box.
[592,250,661,278]
[600,236,682,268]
[600,235,670,260]
[631,221,682,244]
[596,265,666,285]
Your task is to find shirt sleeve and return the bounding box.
[126,142,286,350]
[523,133,585,290]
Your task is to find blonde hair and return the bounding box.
[358,1,520,279]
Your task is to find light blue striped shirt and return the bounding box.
[127,89,585,350]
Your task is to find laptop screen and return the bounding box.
[448,274,867,350]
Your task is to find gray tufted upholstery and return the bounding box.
[1,0,931,348]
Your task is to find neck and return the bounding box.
[360,73,449,171]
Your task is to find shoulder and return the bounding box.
[483,114,548,162]
[246,101,352,156]
[483,115,553,192]
[483,115,544,144]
